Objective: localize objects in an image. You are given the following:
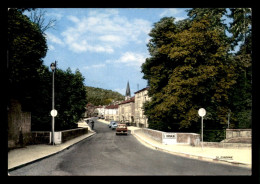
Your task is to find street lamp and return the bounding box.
[198,108,206,149]
[50,61,57,145]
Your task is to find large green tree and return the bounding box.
[8,9,88,131]
[54,68,87,130]
[31,67,88,131]
[142,17,236,132]
[8,8,47,110]
[227,8,252,129]
[142,8,252,135]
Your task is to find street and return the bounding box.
[9,120,251,176]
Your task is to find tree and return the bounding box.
[8,8,47,110]
[54,68,87,130]
[142,8,252,134]
[85,86,124,106]
[8,9,88,131]
[227,8,252,129]
[30,65,52,130]
[142,17,178,96]
[142,16,237,132]
[29,8,57,34]
[228,8,252,49]
[141,17,184,131]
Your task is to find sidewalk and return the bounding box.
[99,119,251,169]
[133,130,251,168]
[8,123,96,171]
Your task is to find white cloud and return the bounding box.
[46,11,63,20]
[83,63,106,70]
[107,52,147,67]
[48,44,55,51]
[59,9,151,54]
[46,32,64,45]
[175,16,186,22]
[159,8,187,22]
[67,15,80,23]
[159,8,182,17]
[99,35,122,42]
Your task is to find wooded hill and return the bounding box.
[85,86,125,106]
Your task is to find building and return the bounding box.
[134,87,150,128]
[118,96,135,125]
[104,104,119,121]
[84,103,96,118]
[93,81,150,128]
[95,105,105,118]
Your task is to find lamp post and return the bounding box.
[198,108,206,149]
[50,61,57,145]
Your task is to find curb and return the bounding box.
[132,131,251,169]
[8,131,96,172]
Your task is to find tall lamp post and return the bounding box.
[198,108,206,149]
[50,61,57,145]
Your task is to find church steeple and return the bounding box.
[125,81,131,100]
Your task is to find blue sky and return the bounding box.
[26,8,190,95]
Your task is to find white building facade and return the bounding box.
[134,87,150,128]
[104,104,119,121]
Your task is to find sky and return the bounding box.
[25,8,190,95]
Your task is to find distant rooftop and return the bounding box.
[134,86,149,94]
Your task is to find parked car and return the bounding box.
[108,121,119,128]
[116,124,128,135]
[108,121,115,128]
[111,122,118,130]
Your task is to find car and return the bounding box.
[108,121,119,128]
[111,122,118,130]
[108,121,115,128]
[116,124,128,135]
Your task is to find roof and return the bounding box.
[95,105,105,108]
[134,87,150,94]
[105,104,119,109]
[86,103,94,107]
[118,96,135,105]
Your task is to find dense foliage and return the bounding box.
[8,8,47,109]
[142,8,252,138]
[8,9,87,131]
[85,86,124,106]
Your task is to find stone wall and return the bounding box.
[176,133,200,146]
[198,142,251,148]
[30,131,50,144]
[8,99,31,149]
[222,129,252,144]
[226,129,251,139]
[141,128,163,143]
[135,128,200,146]
[31,127,88,144]
[61,127,88,143]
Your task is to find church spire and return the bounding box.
[125,81,131,100]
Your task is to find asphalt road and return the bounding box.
[10,120,251,176]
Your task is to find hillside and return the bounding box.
[85,86,125,106]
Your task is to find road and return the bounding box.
[10,119,251,176]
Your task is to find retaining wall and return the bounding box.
[226,129,251,139]
[199,142,251,149]
[30,127,88,145]
[61,127,88,142]
[8,99,31,149]
[135,128,200,146]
